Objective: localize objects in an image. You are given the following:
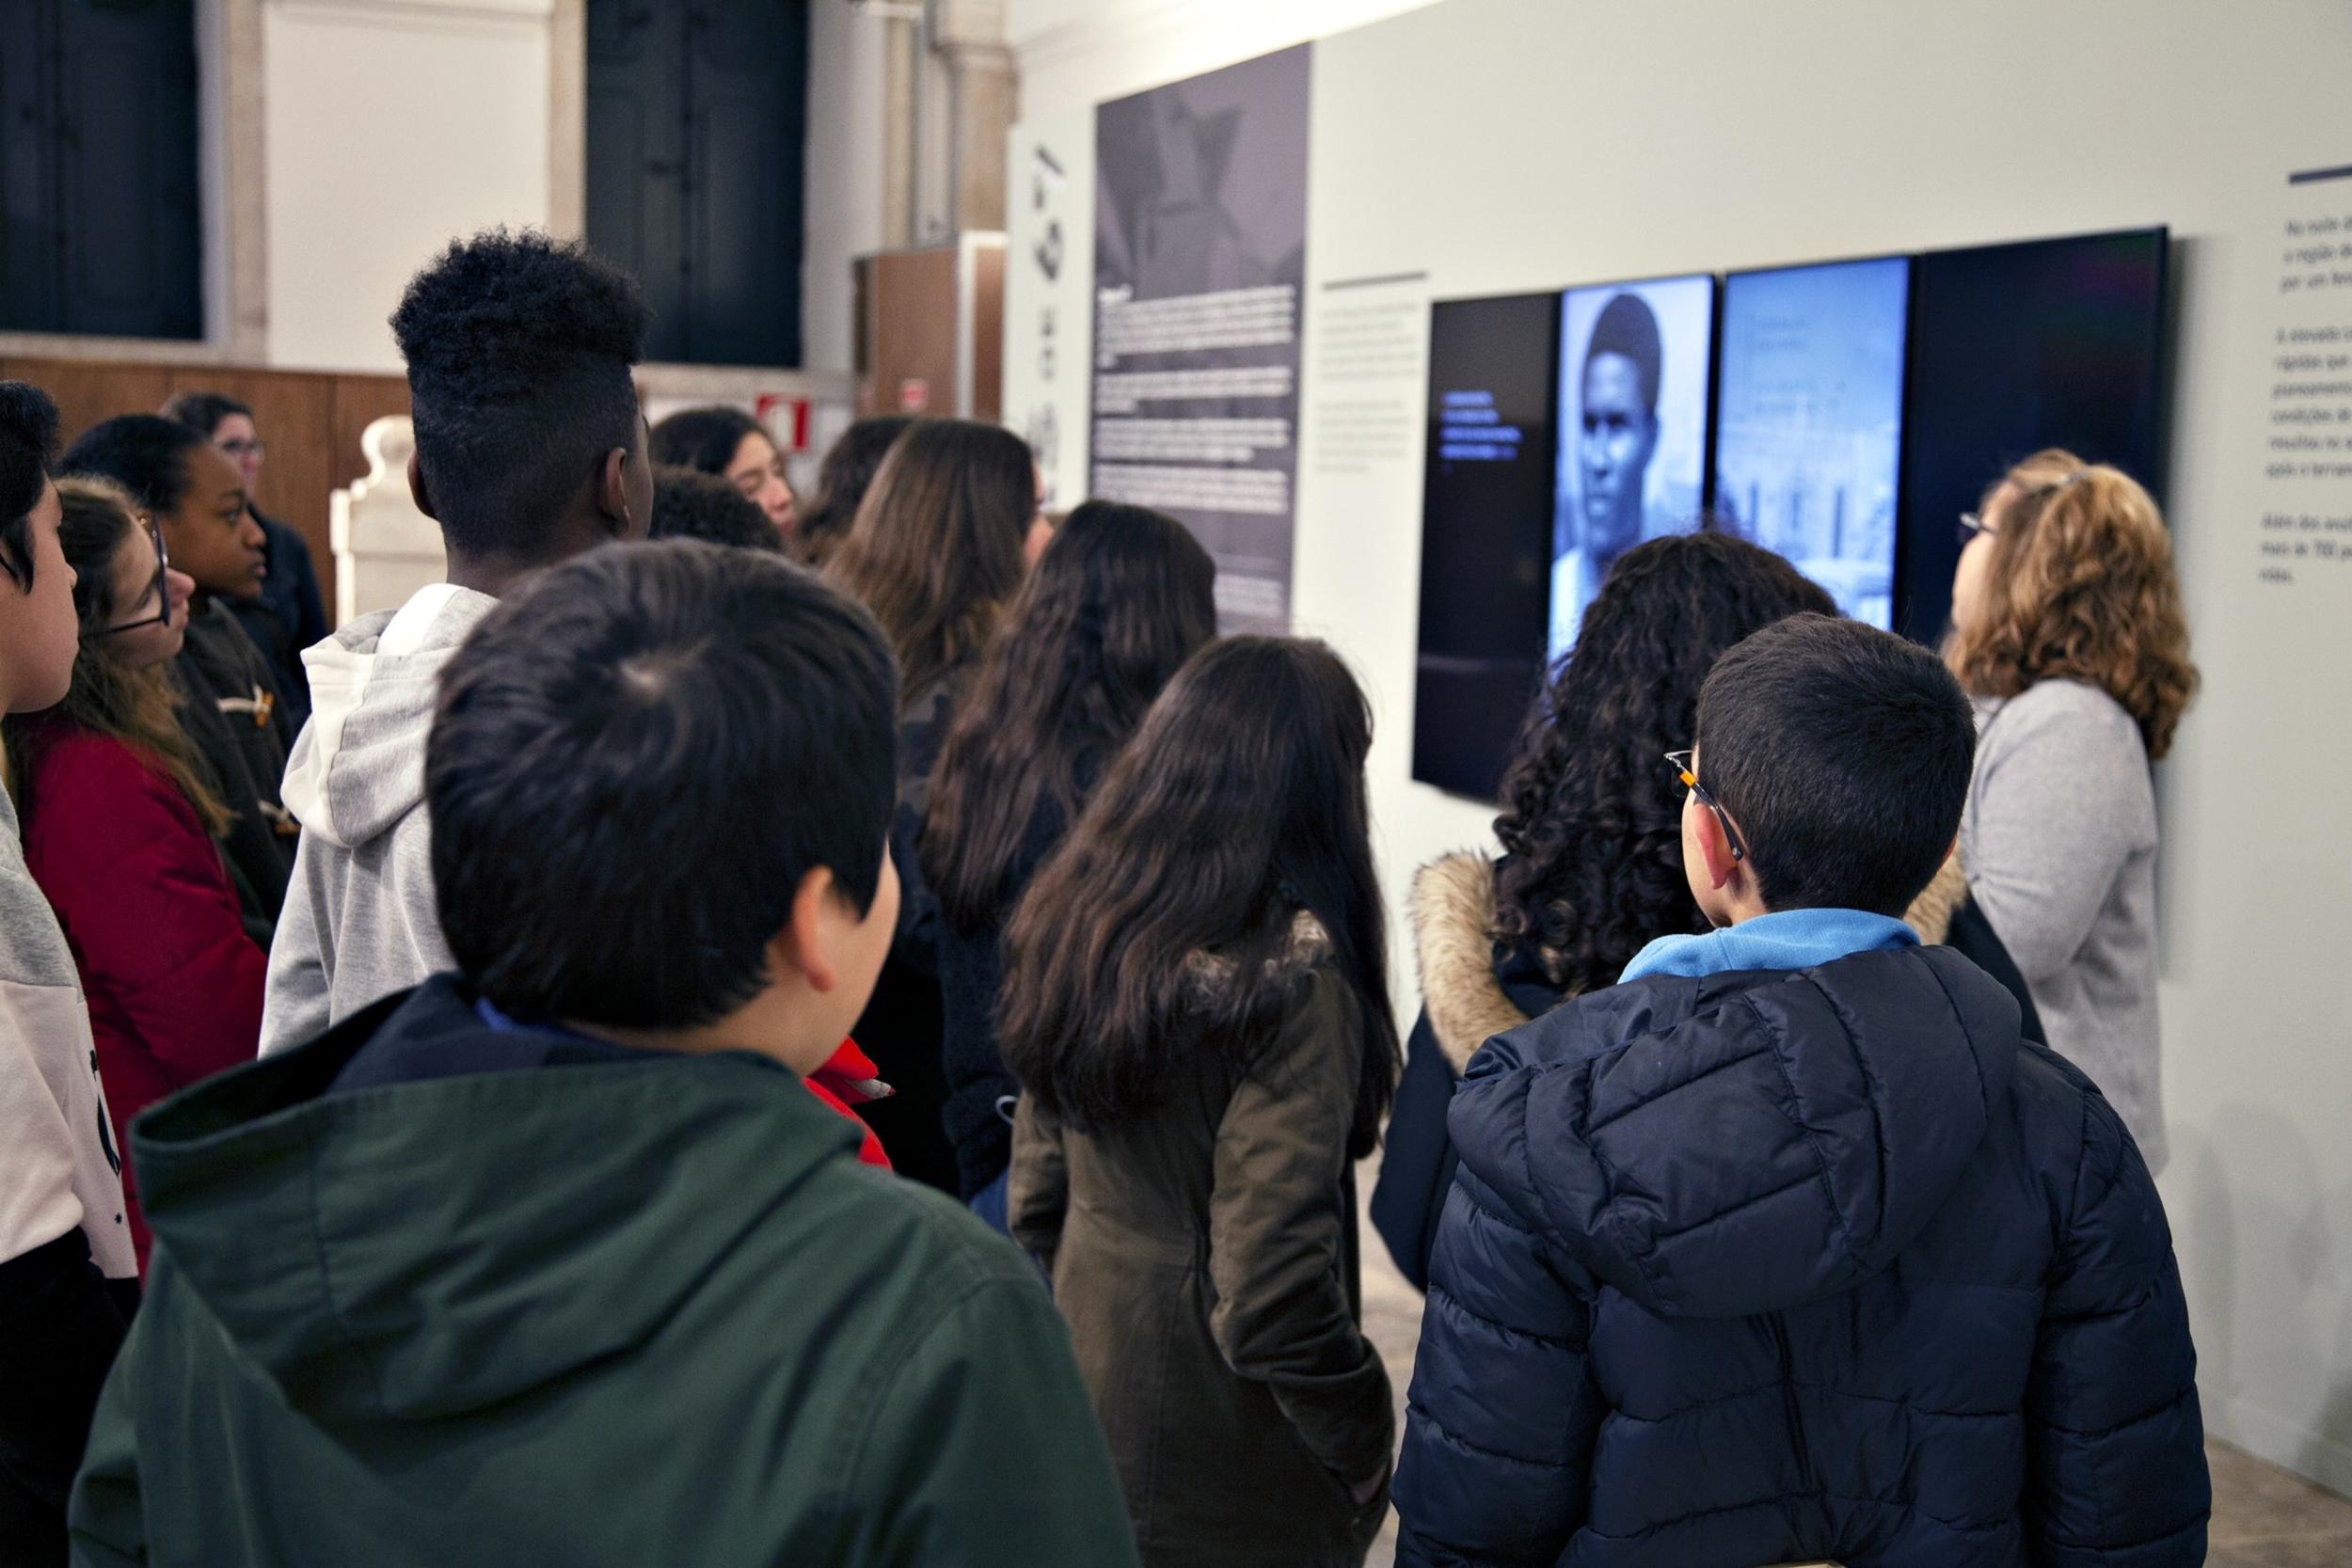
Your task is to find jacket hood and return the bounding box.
[280,585,495,847]
[1412,851,1972,1076]
[1411,852,1551,1073]
[1181,909,1330,1003]
[130,978,862,1421]
[1449,944,2020,1320]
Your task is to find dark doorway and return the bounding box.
[0,0,203,340]
[586,0,809,367]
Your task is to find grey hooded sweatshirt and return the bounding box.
[260,584,495,1057]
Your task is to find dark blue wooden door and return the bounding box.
[0,0,202,340]
[587,0,807,367]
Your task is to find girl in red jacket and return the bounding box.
[4,476,265,1271]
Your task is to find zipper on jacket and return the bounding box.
[1768,1311,1820,1523]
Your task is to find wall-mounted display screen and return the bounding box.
[1551,273,1716,658]
[1897,227,2168,643]
[1413,292,1560,800]
[1713,255,1911,629]
[1409,227,2170,801]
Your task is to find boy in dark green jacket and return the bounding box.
[69,542,1139,1567]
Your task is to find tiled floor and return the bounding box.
[1352,1171,2352,1568]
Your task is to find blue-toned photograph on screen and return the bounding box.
[1713,255,1911,629]
[1551,274,1714,658]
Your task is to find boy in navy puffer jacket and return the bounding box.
[1394,613,2205,1568]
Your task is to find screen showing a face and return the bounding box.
[1713,255,1912,629]
[1551,274,1715,659]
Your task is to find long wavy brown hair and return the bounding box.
[1946,449,2197,760]
[4,476,230,837]
[921,500,1216,935]
[825,419,1033,702]
[1492,531,1836,994]
[997,637,1401,1157]
[797,415,915,567]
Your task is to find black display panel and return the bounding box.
[1413,292,1561,800]
[1897,228,2169,643]
[1714,255,1911,629]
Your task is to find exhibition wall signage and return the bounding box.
[1089,45,1312,632]
[1004,108,1095,515]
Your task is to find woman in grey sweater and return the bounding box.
[1946,450,2198,1170]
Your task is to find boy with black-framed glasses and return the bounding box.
[1396,612,2206,1568]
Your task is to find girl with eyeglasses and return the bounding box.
[2,476,265,1273]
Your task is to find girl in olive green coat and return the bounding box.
[1005,637,1402,1568]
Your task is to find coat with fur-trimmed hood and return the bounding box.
[1008,914,1392,1568]
[1370,850,1969,1291]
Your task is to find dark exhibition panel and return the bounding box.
[1413,226,2171,798]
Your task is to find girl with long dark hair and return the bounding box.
[825,418,1039,1193]
[923,500,1216,1213]
[1371,531,1970,1289]
[828,418,1039,703]
[1004,636,1400,1568]
[795,414,914,567]
[5,477,265,1270]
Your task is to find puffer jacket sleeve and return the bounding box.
[1206,968,1394,1489]
[2025,1086,2208,1566]
[1394,1149,1598,1564]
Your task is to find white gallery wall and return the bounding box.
[262,0,557,371]
[1005,0,2352,1494]
[1008,0,1440,120]
[184,0,874,378]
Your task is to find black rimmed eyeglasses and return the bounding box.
[1665,750,1748,862]
[88,517,171,640]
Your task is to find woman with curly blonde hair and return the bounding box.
[1947,449,2197,1169]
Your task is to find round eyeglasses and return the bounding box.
[88,517,173,640]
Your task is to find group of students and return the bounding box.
[0,224,2211,1568]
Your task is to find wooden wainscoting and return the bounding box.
[0,355,411,615]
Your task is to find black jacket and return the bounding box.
[225,512,327,736]
[849,665,971,1194]
[936,791,1072,1199]
[1370,853,1562,1290]
[170,601,296,944]
[1392,942,2208,1568]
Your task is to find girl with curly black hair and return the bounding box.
[1371,531,1967,1290]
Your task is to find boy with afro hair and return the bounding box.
[260,229,655,1055]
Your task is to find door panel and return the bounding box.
[587,0,805,366]
[0,0,200,340]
